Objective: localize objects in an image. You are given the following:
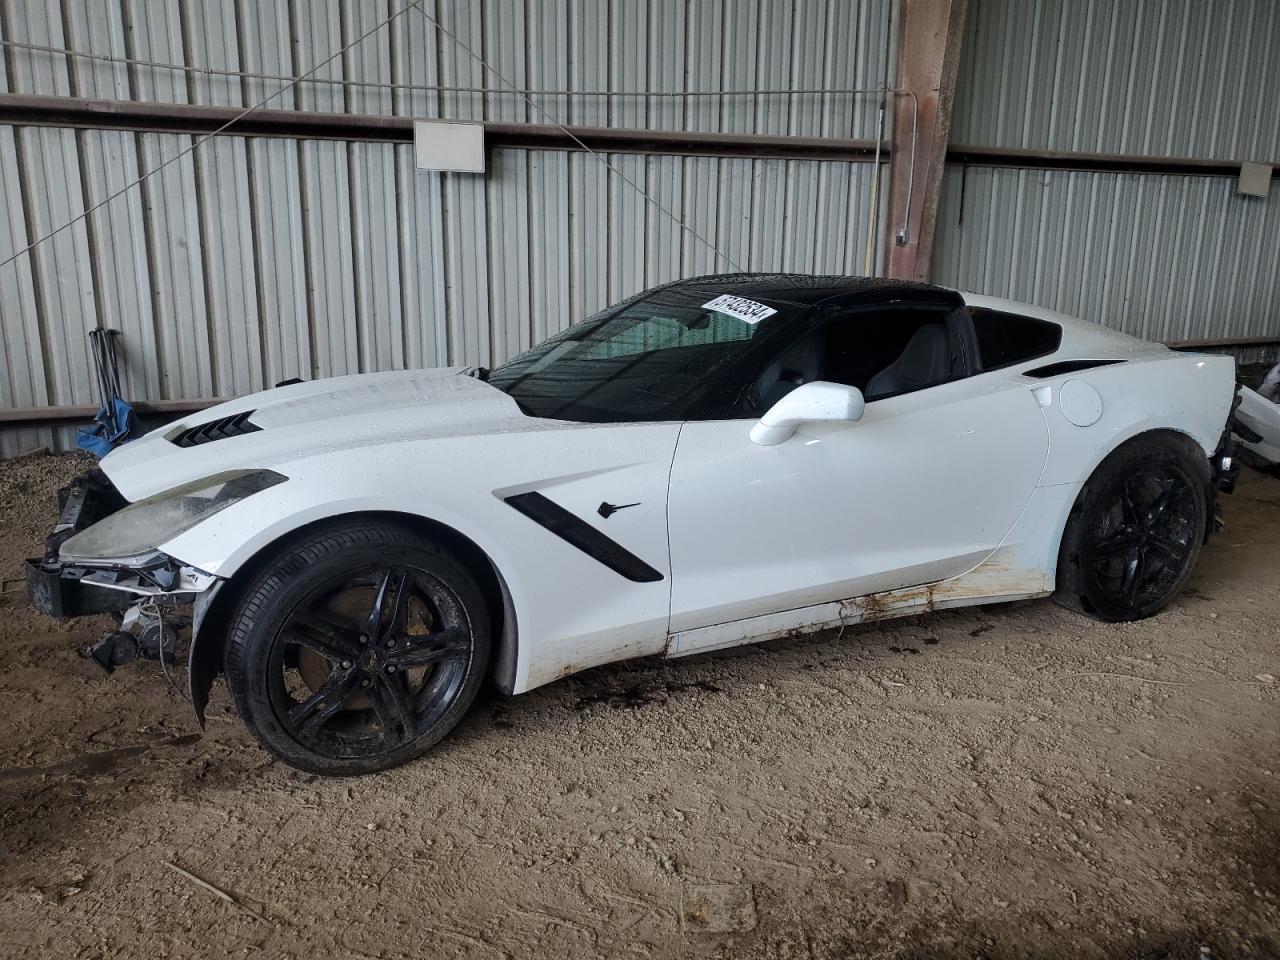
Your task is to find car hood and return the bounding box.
[101,368,547,501]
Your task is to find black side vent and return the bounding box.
[1023,358,1126,378]
[504,492,664,583]
[170,411,262,448]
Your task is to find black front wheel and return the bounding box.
[1055,433,1209,622]
[224,521,491,775]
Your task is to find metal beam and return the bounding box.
[1164,335,1280,351]
[3,93,1265,179]
[0,398,223,429]
[946,144,1276,179]
[0,93,886,163]
[884,0,970,281]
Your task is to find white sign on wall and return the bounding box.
[1238,161,1272,199]
[414,120,486,173]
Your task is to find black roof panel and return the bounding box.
[662,273,962,308]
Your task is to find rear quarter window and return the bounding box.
[970,308,1062,370]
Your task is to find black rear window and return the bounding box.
[970,308,1062,370]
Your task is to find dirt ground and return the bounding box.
[0,451,1276,960]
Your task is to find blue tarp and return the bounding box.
[76,397,136,458]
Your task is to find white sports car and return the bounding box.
[28,274,1240,774]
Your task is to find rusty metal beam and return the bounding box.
[1165,335,1280,351]
[4,93,1267,178]
[946,144,1276,179]
[0,93,886,163]
[884,0,970,282]
[0,397,223,429]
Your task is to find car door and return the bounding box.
[665,307,1050,649]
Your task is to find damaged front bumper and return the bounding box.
[26,467,284,726]
[25,553,216,618]
[24,469,218,618]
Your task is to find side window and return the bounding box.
[745,307,959,414]
[821,308,958,400]
[970,308,1061,370]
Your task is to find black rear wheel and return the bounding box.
[1055,434,1209,622]
[224,522,490,775]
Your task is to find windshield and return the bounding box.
[487,287,802,422]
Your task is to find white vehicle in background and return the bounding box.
[27,274,1240,775]
[1235,365,1280,473]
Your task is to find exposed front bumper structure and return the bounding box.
[26,559,137,618]
[24,469,213,618]
[25,554,208,618]
[25,467,232,726]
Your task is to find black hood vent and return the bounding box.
[170,410,262,448]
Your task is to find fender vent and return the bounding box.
[1023,358,1125,378]
[170,411,261,448]
[504,492,664,582]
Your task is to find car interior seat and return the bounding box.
[864,323,951,400]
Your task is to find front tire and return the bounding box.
[224,521,491,775]
[1054,433,1209,622]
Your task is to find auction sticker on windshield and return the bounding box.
[702,294,778,325]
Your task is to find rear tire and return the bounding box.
[1054,433,1209,622]
[224,520,491,775]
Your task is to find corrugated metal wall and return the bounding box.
[0,0,896,456]
[952,0,1280,160]
[935,164,1280,343]
[936,0,1280,344]
[9,0,1276,459]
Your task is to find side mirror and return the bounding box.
[749,381,865,446]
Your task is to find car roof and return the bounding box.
[665,273,963,308]
[661,276,1161,359]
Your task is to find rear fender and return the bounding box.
[1033,354,1236,487]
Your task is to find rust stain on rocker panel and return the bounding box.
[668,552,1052,658]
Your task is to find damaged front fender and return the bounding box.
[27,548,224,728]
[188,579,230,728]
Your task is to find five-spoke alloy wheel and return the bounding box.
[1055,433,1209,622]
[225,521,490,775]
[1085,466,1197,610]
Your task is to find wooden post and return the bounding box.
[884,0,969,282]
